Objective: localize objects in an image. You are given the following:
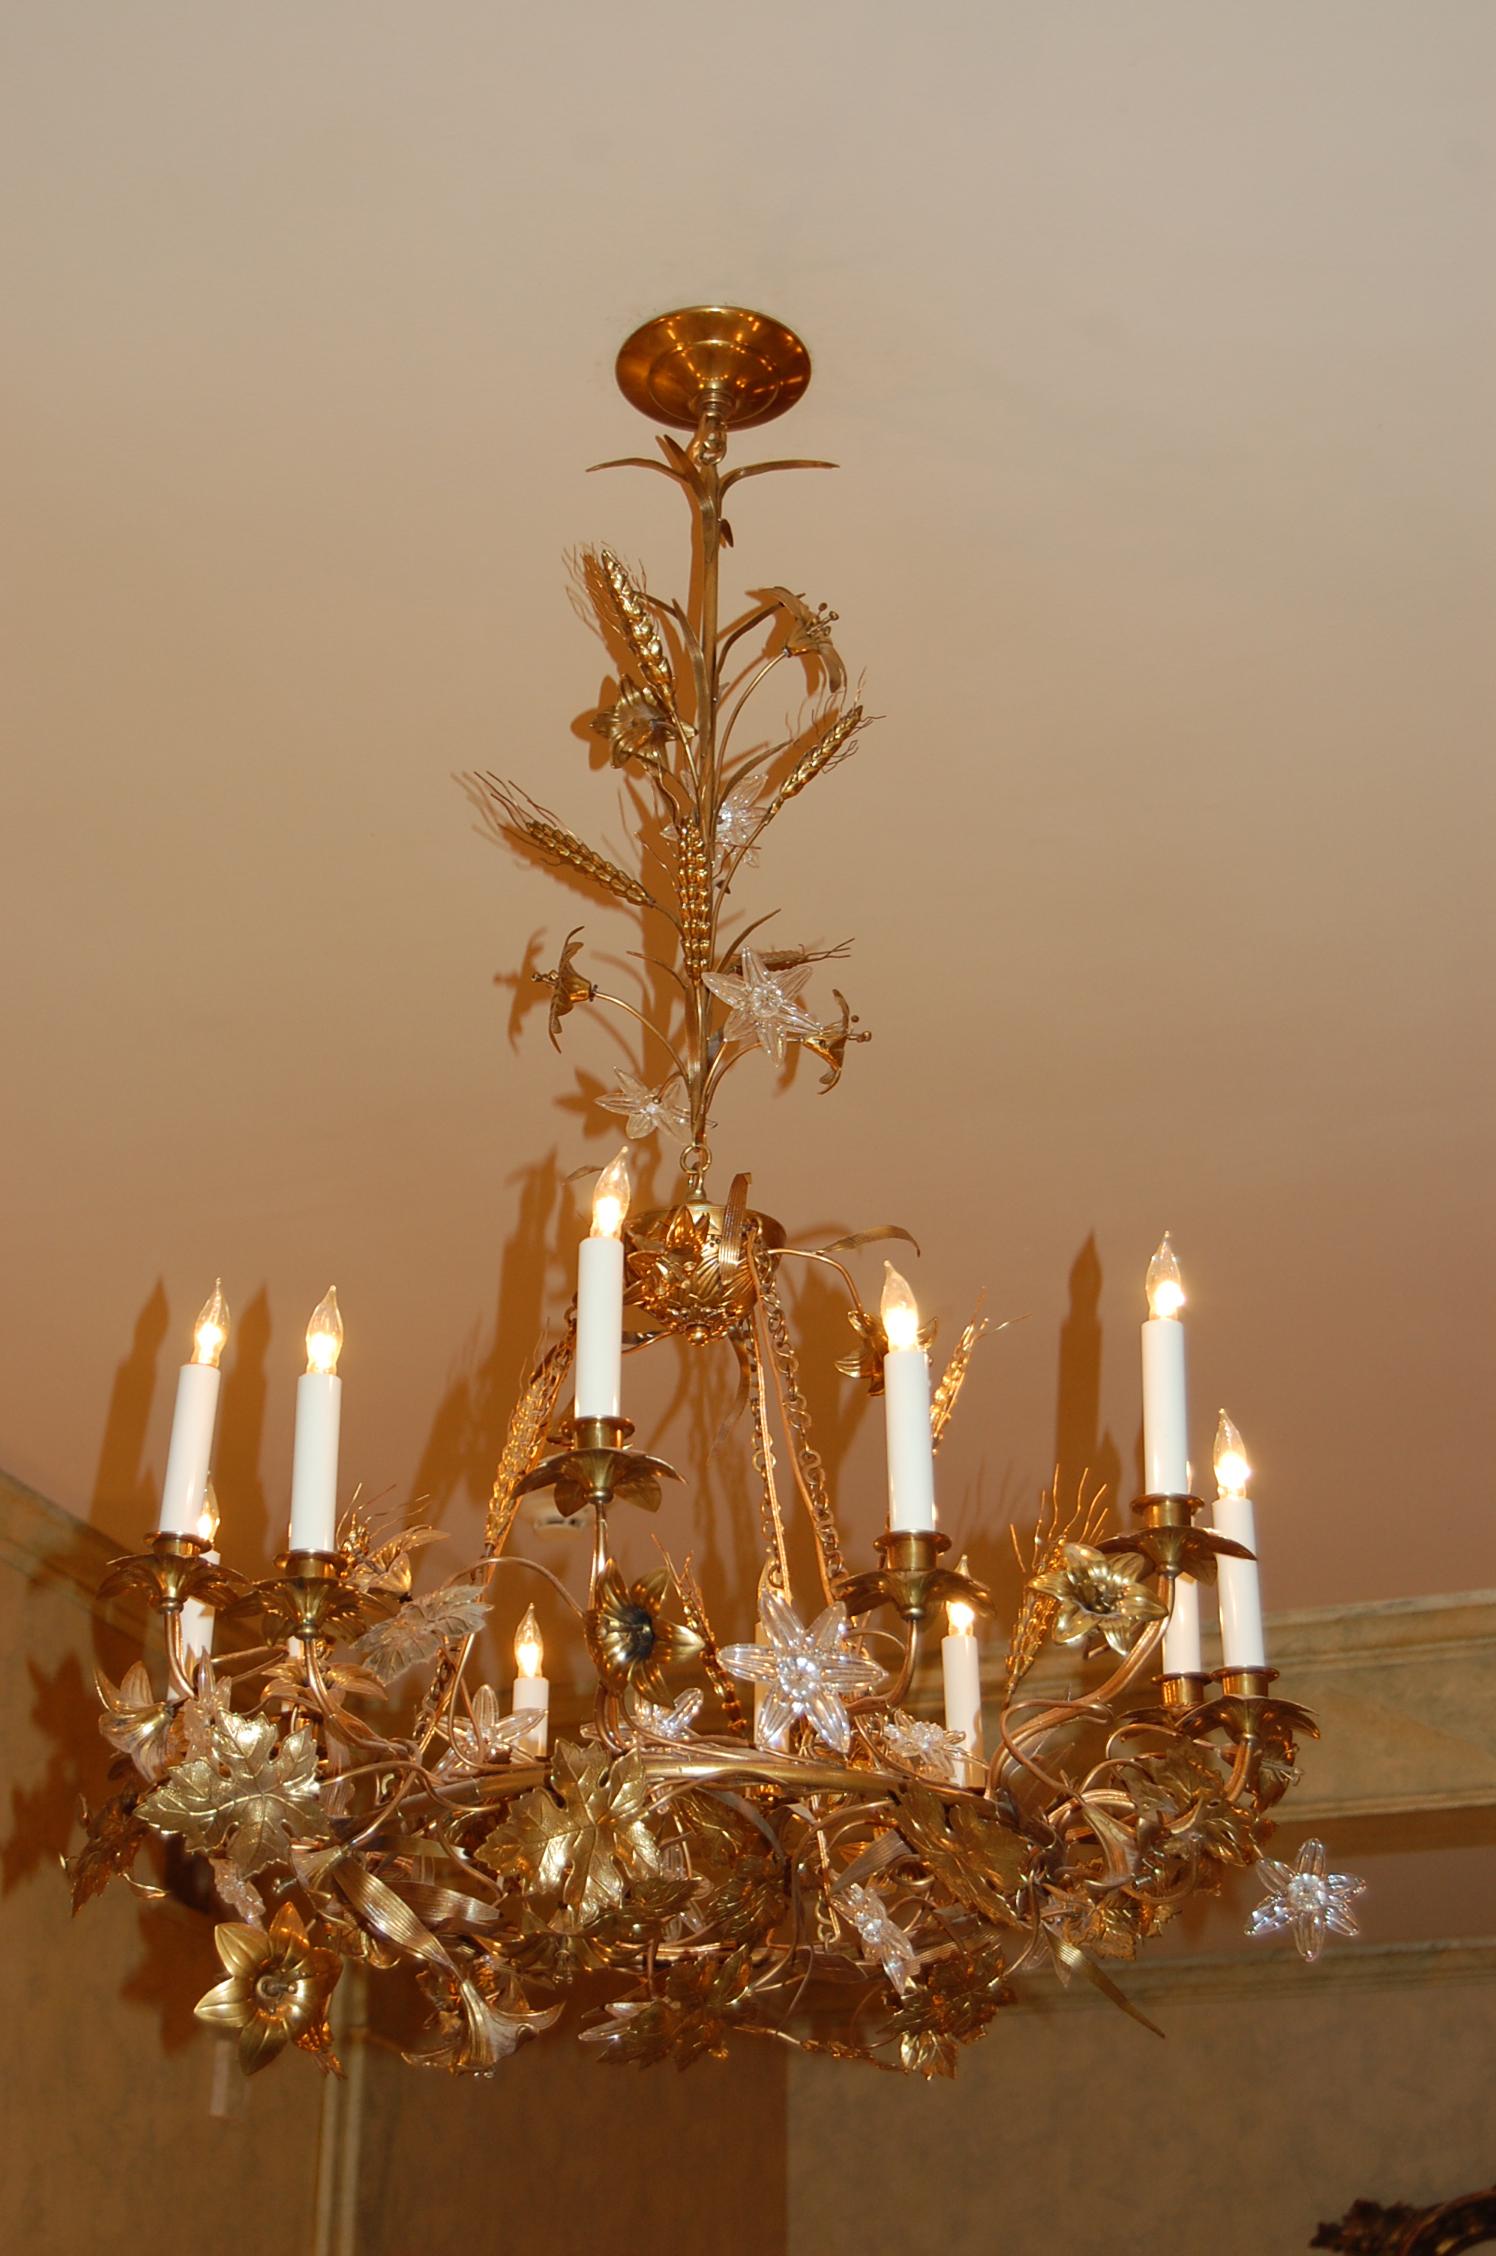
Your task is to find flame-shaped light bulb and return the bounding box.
[514,1604,544,1681]
[881,1262,922,1352]
[196,1478,221,1548]
[1214,1409,1251,1499]
[946,1552,977,1636]
[1145,1233,1185,1320]
[592,1149,631,1239]
[192,1280,230,1368]
[305,1287,344,1376]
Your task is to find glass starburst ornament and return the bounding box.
[876,1710,969,1784]
[841,1882,919,1995]
[703,948,823,1064]
[720,1592,884,1753]
[710,777,765,875]
[596,1072,693,1145]
[627,1689,703,1742]
[1246,1838,1366,1962]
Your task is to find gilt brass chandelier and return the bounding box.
[69,307,1363,2081]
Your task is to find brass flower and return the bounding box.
[194,1902,341,2075]
[1028,1543,1166,1659]
[95,1661,174,1781]
[586,1566,702,1700]
[801,988,870,1093]
[835,1300,936,1396]
[590,681,672,771]
[531,925,597,1050]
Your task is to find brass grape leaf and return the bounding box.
[885,1941,1011,2079]
[579,1947,755,2069]
[340,1517,445,1598]
[139,1714,329,1875]
[64,1786,150,1912]
[349,1586,491,1686]
[95,1662,174,1780]
[896,1788,1030,1925]
[477,1742,660,1926]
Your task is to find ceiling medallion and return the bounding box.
[69,308,1361,2081]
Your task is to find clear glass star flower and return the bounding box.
[438,1683,537,1773]
[875,1710,968,1785]
[1246,1837,1366,1962]
[841,1882,919,1995]
[719,1592,884,1754]
[626,1689,703,1742]
[703,949,823,1065]
[596,1072,693,1145]
[712,779,765,875]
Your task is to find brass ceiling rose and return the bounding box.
[615,305,811,429]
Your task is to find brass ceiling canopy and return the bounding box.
[615,304,811,430]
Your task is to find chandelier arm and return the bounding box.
[714,649,791,770]
[585,990,694,1090]
[995,1704,1077,1806]
[714,600,781,673]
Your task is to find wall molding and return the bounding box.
[1006,1936,1496,2014]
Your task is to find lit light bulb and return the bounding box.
[196,1478,220,1548]
[305,1286,344,1376]
[192,1280,230,1368]
[947,1553,977,1636]
[1214,1409,1251,1499]
[514,1604,544,1681]
[592,1149,632,1239]
[881,1262,921,1352]
[1145,1233,1185,1320]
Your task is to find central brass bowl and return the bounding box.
[626,1199,787,1344]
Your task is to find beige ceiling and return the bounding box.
[4,4,1493,1660]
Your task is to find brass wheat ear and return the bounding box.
[677,814,712,976]
[589,548,682,723]
[764,703,865,822]
[485,778,659,913]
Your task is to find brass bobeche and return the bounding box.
[69,308,1324,2085]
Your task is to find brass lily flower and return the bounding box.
[531,926,596,1050]
[836,1299,936,1396]
[194,1902,341,2075]
[586,1566,702,1700]
[801,988,870,1093]
[1028,1543,1166,1659]
[590,681,672,772]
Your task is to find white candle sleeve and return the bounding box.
[512,1674,549,1757]
[941,1632,984,1768]
[575,1234,624,1419]
[1141,1317,1189,1494]
[289,1371,342,1553]
[180,1552,219,1661]
[1213,1492,1266,1668]
[157,1364,222,1535]
[1163,1572,1203,1676]
[883,1346,936,1531]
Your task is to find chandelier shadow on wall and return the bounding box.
[69,307,1364,2080]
